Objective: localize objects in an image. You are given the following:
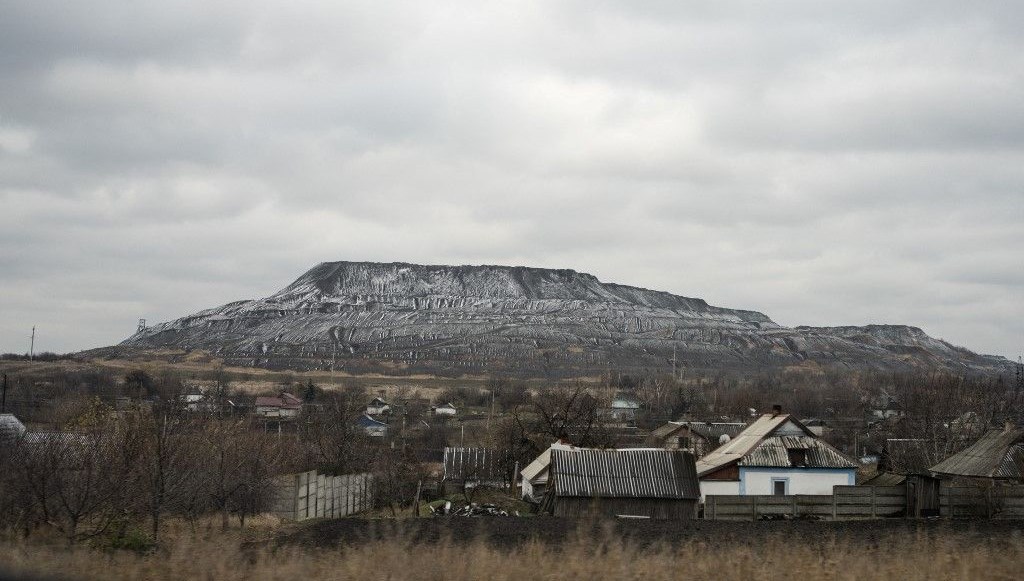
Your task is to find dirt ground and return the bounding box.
[278,517,1024,551]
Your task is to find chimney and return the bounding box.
[772,404,782,417]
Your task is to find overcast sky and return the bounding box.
[0,1,1021,358]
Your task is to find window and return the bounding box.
[787,448,807,466]
[772,478,788,496]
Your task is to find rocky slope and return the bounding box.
[112,261,1012,377]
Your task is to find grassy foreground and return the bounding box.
[2,525,1022,581]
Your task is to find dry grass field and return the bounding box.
[2,519,1023,580]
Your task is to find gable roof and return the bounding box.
[255,392,302,409]
[648,421,747,445]
[356,414,387,428]
[738,435,857,469]
[930,426,1024,479]
[695,413,853,476]
[521,442,576,482]
[550,448,699,500]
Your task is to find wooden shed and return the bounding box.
[543,448,699,519]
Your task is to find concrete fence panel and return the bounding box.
[272,470,375,521]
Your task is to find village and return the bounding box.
[2,359,1022,541]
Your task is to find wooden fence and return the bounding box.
[704,485,907,521]
[271,470,374,521]
[940,484,1024,519]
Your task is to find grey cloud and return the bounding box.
[0,1,1021,358]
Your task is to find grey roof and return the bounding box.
[930,426,1024,479]
[648,421,747,445]
[443,447,504,482]
[738,435,858,469]
[550,448,700,500]
[696,414,855,476]
[0,413,26,441]
[861,472,907,486]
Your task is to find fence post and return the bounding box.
[792,495,798,519]
[832,491,838,521]
[752,496,758,521]
[871,486,877,518]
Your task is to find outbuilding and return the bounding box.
[542,448,699,519]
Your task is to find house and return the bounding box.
[930,423,1024,482]
[542,448,700,519]
[254,392,303,419]
[646,421,747,458]
[695,407,857,497]
[443,447,506,489]
[366,397,390,416]
[356,414,388,437]
[520,441,576,501]
[432,402,457,417]
[608,393,641,422]
[800,418,827,437]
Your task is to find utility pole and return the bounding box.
[29,326,35,361]
[2,374,7,413]
[671,345,677,380]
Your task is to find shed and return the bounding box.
[543,448,699,519]
[929,423,1024,481]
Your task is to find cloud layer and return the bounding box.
[1,1,1021,358]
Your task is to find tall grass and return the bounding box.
[1,526,1021,581]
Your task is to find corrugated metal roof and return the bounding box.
[738,435,857,469]
[647,421,747,445]
[443,447,505,482]
[550,448,699,500]
[861,471,907,486]
[930,427,1024,479]
[696,414,804,476]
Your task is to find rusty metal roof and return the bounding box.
[550,448,699,500]
[930,426,1024,479]
[737,435,857,469]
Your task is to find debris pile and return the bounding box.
[429,501,517,517]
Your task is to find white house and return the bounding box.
[696,410,856,498]
[254,392,303,419]
[366,397,390,416]
[520,441,575,501]
[433,402,457,416]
